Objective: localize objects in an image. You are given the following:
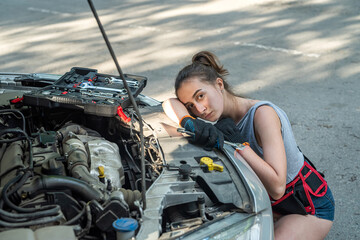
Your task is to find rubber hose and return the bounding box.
[0,128,33,169]
[2,173,59,215]
[0,109,26,131]
[77,204,92,238]
[65,201,87,225]
[39,175,104,202]
[0,214,63,227]
[119,188,142,210]
[0,205,60,220]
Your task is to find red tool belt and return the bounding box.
[271,158,327,215]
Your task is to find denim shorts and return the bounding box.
[310,186,335,221]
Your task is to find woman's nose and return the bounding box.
[194,102,206,113]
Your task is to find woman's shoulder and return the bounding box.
[250,101,290,129]
[237,99,282,125]
[246,100,274,113]
[246,100,285,122]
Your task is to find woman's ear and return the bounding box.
[215,78,225,91]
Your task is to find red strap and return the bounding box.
[303,161,328,197]
[10,97,24,103]
[271,190,294,206]
[299,172,316,215]
[270,160,328,215]
[117,106,131,123]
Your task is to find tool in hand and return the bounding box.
[177,128,249,150]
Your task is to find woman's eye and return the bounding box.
[197,94,204,100]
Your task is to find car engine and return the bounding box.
[0,107,152,239]
[0,68,161,239]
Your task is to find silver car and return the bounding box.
[0,68,273,240]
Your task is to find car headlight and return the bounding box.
[182,211,273,240]
[204,215,260,240]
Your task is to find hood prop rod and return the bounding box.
[87,0,147,209]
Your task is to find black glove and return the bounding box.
[181,116,224,150]
[214,118,244,143]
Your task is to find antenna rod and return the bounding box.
[87,0,147,209]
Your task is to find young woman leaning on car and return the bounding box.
[162,51,335,240]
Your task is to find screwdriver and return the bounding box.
[177,128,249,150]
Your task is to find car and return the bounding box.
[0,67,273,240]
[0,2,273,240]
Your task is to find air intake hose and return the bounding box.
[22,175,105,202]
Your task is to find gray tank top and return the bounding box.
[236,101,304,183]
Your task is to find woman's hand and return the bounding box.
[162,98,224,150]
[181,116,224,150]
[214,118,244,143]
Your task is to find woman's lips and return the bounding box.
[204,111,212,120]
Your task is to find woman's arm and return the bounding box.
[162,98,191,125]
[235,106,287,200]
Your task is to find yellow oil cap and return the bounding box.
[200,157,223,172]
[98,166,105,178]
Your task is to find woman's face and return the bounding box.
[177,77,224,122]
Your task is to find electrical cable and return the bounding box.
[0,173,23,209]
[0,143,6,161]
[0,214,63,228]
[1,173,59,215]
[0,166,25,180]
[0,109,26,131]
[76,203,92,238]
[4,171,31,197]
[123,141,141,173]
[65,201,87,225]
[0,214,27,223]
[0,135,26,143]
[0,128,33,170]
[0,206,60,220]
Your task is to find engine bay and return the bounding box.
[0,104,153,239]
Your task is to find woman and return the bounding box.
[162,51,335,239]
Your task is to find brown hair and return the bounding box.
[175,51,235,96]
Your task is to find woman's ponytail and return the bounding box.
[175,50,234,97]
[192,51,229,77]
